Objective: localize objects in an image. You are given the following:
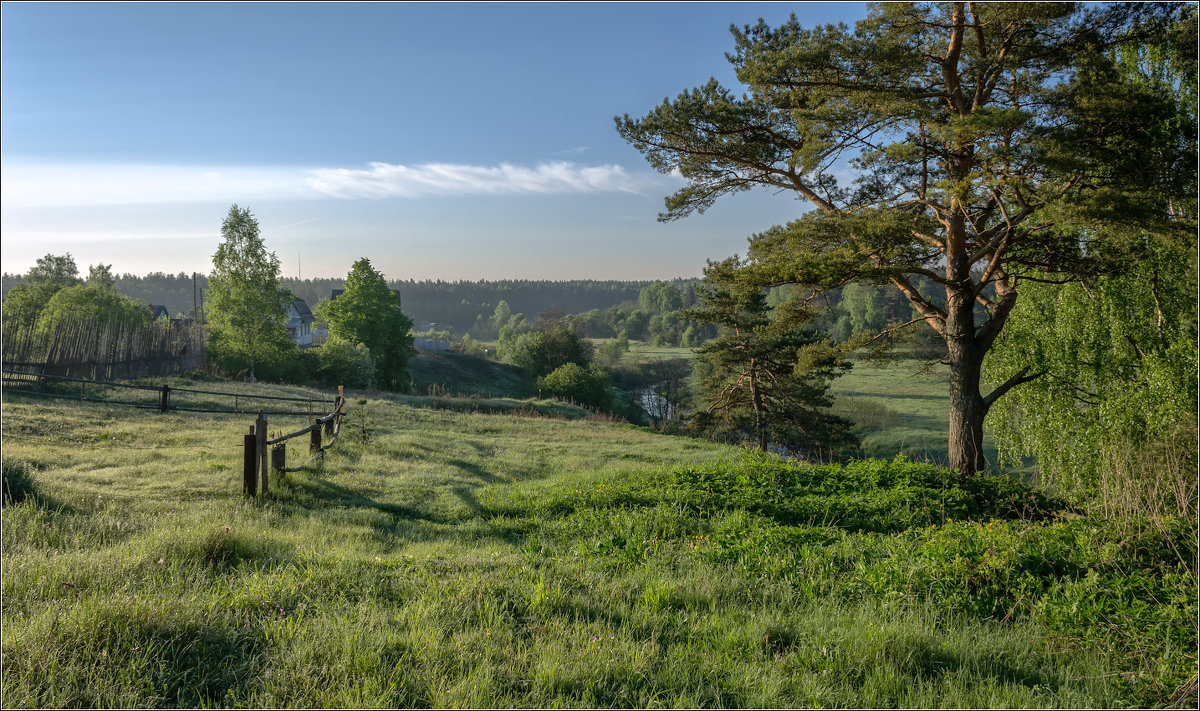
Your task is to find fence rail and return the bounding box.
[245,387,345,495]
[2,368,348,496]
[2,368,336,417]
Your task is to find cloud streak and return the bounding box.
[2,160,667,208]
[1,164,313,208]
[305,161,646,199]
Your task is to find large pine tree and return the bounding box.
[618,3,1194,474]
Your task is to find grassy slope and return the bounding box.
[410,351,532,399]
[3,383,1194,708]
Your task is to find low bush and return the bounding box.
[537,363,611,411]
[314,338,377,389]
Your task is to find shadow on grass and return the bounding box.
[2,459,80,514]
[275,474,445,524]
[894,637,1056,691]
[446,457,502,514]
[10,611,264,708]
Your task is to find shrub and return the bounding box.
[537,362,611,410]
[499,326,593,377]
[315,338,377,389]
[452,334,487,358]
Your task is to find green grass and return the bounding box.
[409,351,532,399]
[2,384,1195,708]
[830,358,1009,468]
[621,341,696,364]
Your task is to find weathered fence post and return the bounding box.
[310,426,322,455]
[160,383,171,412]
[243,425,257,496]
[324,411,335,437]
[256,412,268,495]
[271,443,286,472]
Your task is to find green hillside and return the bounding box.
[409,351,533,399]
[2,383,1193,708]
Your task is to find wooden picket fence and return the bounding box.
[1,308,201,381]
[243,387,345,497]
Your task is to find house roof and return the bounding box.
[148,304,169,319]
[291,298,313,319]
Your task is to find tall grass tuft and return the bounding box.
[3,459,38,505]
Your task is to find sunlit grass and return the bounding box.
[2,384,1193,708]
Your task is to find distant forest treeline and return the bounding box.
[1,272,675,332]
[1,270,948,352]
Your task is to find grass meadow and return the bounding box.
[2,377,1195,708]
[828,357,1002,467]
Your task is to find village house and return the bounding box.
[287,298,315,347]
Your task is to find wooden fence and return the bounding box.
[1,308,201,381]
[4,368,348,495]
[244,388,345,496]
[1,369,335,416]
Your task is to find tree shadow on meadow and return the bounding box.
[271,473,443,523]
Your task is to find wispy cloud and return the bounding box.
[305,161,646,199]
[2,160,668,208]
[1,164,312,208]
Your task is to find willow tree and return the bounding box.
[984,5,1198,512]
[617,2,1193,474]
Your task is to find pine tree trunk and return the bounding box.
[947,338,988,475]
[944,219,988,476]
[749,363,767,452]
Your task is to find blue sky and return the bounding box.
[2,2,870,281]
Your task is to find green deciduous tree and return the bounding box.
[38,284,151,334]
[686,258,856,455]
[2,254,83,323]
[638,281,684,314]
[87,263,116,291]
[206,205,293,382]
[26,253,81,288]
[498,325,593,378]
[596,333,629,368]
[492,300,513,333]
[617,2,1194,474]
[315,257,415,391]
[986,236,1197,518]
[537,362,611,411]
